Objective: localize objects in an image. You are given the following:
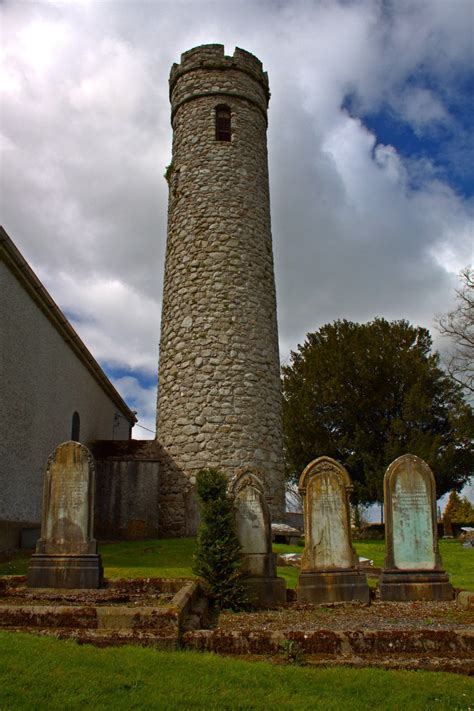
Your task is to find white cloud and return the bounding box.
[395,87,449,134]
[35,268,161,375]
[1,0,472,406]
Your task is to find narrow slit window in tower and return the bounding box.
[71,411,80,441]
[215,105,231,141]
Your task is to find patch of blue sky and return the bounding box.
[343,75,474,198]
[103,364,157,391]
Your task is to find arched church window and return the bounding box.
[215,105,231,141]
[71,411,80,441]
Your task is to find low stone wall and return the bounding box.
[91,440,199,539]
[92,441,160,540]
[183,627,474,658]
[0,577,200,649]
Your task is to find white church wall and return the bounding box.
[0,245,133,550]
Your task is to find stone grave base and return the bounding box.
[242,576,287,608]
[27,554,104,589]
[0,578,208,648]
[379,569,454,601]
[241,552,277,578]
[297,569,370,604]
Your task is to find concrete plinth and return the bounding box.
[27,554,103,589]
[297,569,370,604]
[243,576,287,608]
[379,569,453,601]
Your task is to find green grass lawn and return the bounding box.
[0,631,472,710]
[1,537,472,592]
[1,539,473,708]
[100,537,197,579]
[0,537,198,579]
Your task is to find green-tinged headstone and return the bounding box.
[380,454,453,601]
[392,467,435,569]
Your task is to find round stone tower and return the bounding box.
[156,45,285,534]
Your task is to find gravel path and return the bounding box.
[217,601,474,631]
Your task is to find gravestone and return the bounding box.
[297,456,370,603]
[380,454,453,601]
[28,441,103,588]
[228,471,286,607]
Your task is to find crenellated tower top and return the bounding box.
[169,44,270,123]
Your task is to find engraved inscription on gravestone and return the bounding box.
[304,465,356,570]
[391,472,435,570]
[45,468,89,548]
[41,443,92,553]
[236,488,267,554]
[306,472,353,568]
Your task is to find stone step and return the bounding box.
[297,655,474,675]
[3,627,179,650]
[0,604,179,632]
[183,627,474,658]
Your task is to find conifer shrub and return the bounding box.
[193,468,248,610]
[444,490,474,525]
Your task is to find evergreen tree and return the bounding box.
[444,490,474,523]
[459,496,474,523]
[444,490,463,522]
[193,468,247,610]
[282,318,474,504]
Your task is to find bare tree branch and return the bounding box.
[435,267,474,394]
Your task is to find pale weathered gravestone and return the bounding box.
[297,456,370,603]
[228,471,286,607]
[380,454,453,601]
[28,441,103,588]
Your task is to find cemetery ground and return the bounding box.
[0,630,473,710]
[0,537,473,709]
[0,537,472,591]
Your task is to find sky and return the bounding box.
[1,0,473,483]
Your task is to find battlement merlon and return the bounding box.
[169,45,270,103]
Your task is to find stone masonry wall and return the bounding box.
[156,46,285,532]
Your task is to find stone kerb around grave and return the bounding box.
[297,456,370,604]
[227,470,286,607]
[380,454,453,601]
[28,441,103,589]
